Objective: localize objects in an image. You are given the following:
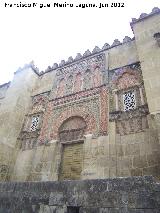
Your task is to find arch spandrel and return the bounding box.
[59,116,86,142]
[49,107,97,141]
[59,116,86,132]
[112,67,142,90]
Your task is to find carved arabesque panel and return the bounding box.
[83,69,92,90]
[93,66,102,87]
[38,86,108,144]
[109,63,149,135]
[116,116,148,135]
[59,116,86,142]
[19,92,49,150]
[74,73,82,93]
[59,116,86,131]
[50,54,105,99]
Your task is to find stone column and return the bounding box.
[154,113,160,143]
[113,89,118,111]
[139,86,145,105]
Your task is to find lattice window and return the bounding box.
[30,115,40,131]
[123,91,136,111]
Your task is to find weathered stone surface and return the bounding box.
[102,43,110,50]
[111,39,121,47]
[0,6,160,193]
[0,177,159,212]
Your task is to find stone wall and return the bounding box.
[0,82,10,106]
[12,141,60,181]
[0,176,159,212]
[0,8,160,183]
[0,65,38,181]
[132,11,160,114]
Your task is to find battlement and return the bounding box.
[131,7,160,25]
[0,6,160,185]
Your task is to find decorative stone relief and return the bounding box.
[59,116,86,142]
[0,165,9,181]
[19,92,49,150]
[102,43,110,50]
[111,65,142,91]
[73,73,82,93]
[93,66,102,87]
[83,69,92,90]
[66,75,74,94]
[31,92,49,114]
[116,116,148,135]
[57,78,65,97]
[38,86,108,144]
[109,63,145,112]
[109,105,149,121]
[75,53,82,60]
[83,49,91,57]
[123,36,132,43]
[50,53,106,99]
[111,39,121,47]
[67,56,74,63]
[21,138,37,150]
[109,63,149,135]
[92,46,101,53]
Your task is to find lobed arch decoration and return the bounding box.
[83,69,92,90]
[55,66,103,98]
[49,106,97,140]
[56,78,65,97]
[73,72,82,93]
[59,116,86,142]
[66,75,74,94]
[112,67,142,90]
[93,66,102,87]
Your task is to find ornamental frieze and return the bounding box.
[50,53,107,99]
[56,54,105,77]
[109,62,142,91]
[18,92,49,150]
[38,86,108,144]
[51,85,105,106]
[31,92,49,114]
[109,62,147,114]
[109,104,149,121]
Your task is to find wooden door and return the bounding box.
[59,142,83,180]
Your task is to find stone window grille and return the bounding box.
[123,91,136,111]
[30,115,40,131]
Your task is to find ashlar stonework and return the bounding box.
[0,7,160,213]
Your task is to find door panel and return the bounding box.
[59,142,83,180]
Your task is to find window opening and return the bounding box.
[30,115,40,131]
[123,91,136,111]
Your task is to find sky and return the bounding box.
[0,0,159,84]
